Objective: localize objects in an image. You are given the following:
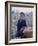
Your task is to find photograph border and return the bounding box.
[5,1,37,45]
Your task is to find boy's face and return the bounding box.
[20,15,25,20]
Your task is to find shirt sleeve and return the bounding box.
[23,20,27,27]
[17,20,20,31]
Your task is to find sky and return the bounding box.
[11,7,33,14]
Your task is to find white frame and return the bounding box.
[5,1,37,45]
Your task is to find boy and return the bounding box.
[16,12,27,38]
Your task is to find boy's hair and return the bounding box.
[20,12,25,16]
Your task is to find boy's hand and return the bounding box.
[20,27,25,31]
